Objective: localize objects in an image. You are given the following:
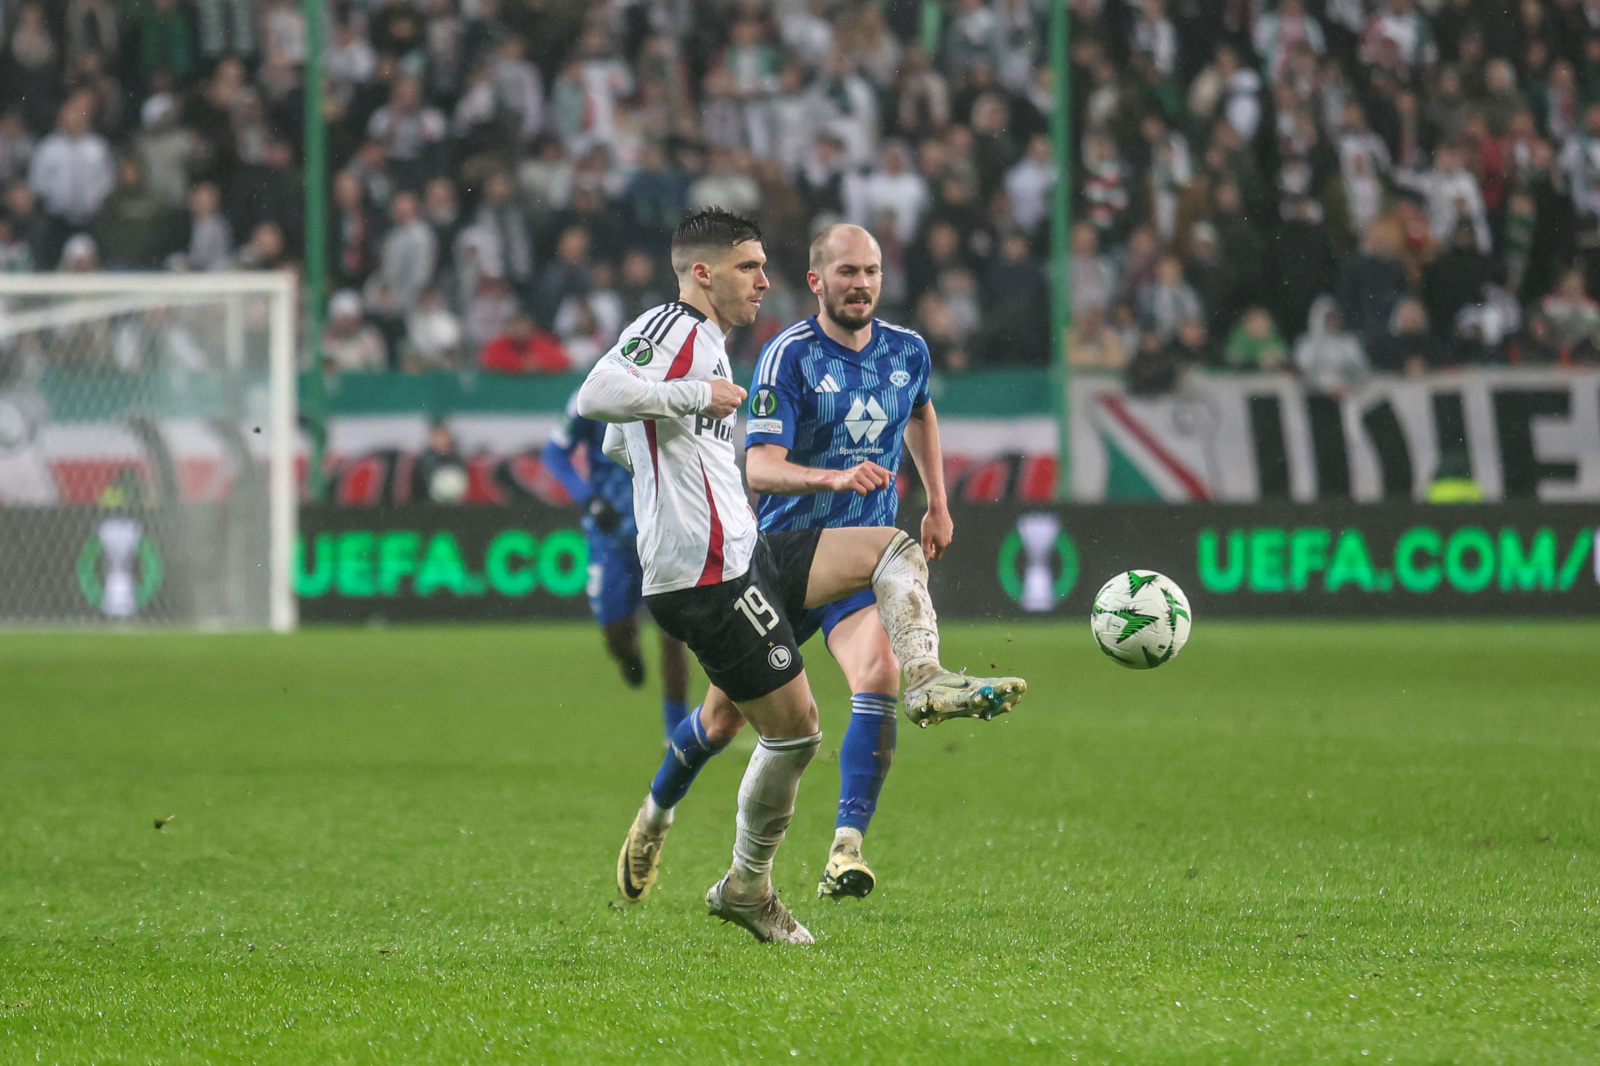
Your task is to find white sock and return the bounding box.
[832,826,863,854]
[871,531,943,687]
[643,793,673,832]
[728,733,821,899]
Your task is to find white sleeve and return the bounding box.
[601,424,632,471]
[576,351,711,423]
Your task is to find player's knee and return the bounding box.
[700,697,744,745]
[860,653,901,697]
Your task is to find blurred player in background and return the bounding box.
[543,395,690,737]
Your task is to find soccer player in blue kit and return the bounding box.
[543,397,691,737]
[622,223,994,906]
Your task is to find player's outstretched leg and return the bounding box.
[863,530,1027,727]
[617,701,738,902]
[706,729,819,943]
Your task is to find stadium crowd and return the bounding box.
[3,0,1600,389]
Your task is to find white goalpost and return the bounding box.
[0,272,298,631]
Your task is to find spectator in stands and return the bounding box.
[618,248,670,321]
[846,141,928,245]
[366,74,445,188]
[401,288,462,373]
[1068,221,1115,318]
[136,0,198,88]
[1540,269,1600,356]
[28,92,114,266]
[322,290,387,373]
[0,213,34,272]
[974,230,1048,366]
[1223,307,1289,371]
[172,181,231,272]
[1338,222,1411,350]
[5,4,61,136]
[472,170,536,302]
[1138,255,1204,343]
[1394,142,1490,252]
[1067,305,1127,374]
[479,310,570,374]
[0,109,35,190]
[134,93,193,209]
[534,226,592,329]
[1125,329,1180,397]
[1371,297,1443,374]
[1424,219,1495,344]
[94,155,181,270]
[367,191,437,325]
[234,221,288,270]
[1295,296,1370,396]
[412,419,469,504]
[59,232,99,272]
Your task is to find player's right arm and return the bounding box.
[746,444,892,497]
[575,337,746,423]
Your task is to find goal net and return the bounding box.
[0,273,297,630]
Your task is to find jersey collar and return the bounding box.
[805,315,877,360]
[676,300,724,345]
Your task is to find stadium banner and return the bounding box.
[296,504,592,622]
[1066,368,1600,504]
[294,501,1597,623]
[305,368,1600,506]
[0,505,237,625]
[936,502,1600,621]
[6,368,1599,506]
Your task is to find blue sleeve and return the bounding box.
[744,337,801,451]
[913,335,933,409]
[542,411,594,504]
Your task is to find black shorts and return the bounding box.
[645,529,821,703]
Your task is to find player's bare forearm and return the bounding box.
[746,444,891,497]
[906,403,952,559]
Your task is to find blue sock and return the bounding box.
[661,698,689,737]
[649,705,728,809]
[837,693,898,833]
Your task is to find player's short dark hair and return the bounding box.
[670,207,763,275]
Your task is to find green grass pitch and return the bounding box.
[3,620,1599,1063]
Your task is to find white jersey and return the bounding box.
[576,301,756,595]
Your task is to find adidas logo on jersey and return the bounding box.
[814,374,842,393]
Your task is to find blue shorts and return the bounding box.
[586,533,644,626]
[793,588,877,649]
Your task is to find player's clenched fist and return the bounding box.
[824,460,893,496]
[704,379,747,419]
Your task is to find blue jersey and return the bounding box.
[543,392,638,543]
[745,316,932,532]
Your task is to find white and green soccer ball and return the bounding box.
[1091,570,1192,669]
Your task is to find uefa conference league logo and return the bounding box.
[77,518,163,617]
[997,513,1078,612]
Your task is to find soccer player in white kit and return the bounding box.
[577,208,1026,943]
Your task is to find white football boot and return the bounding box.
[903,671,1027,728]
[705,875,814,944]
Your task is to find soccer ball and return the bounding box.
[1091,571,1192,669]
[428,464,470,504]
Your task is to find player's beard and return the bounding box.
[822,282,877,332]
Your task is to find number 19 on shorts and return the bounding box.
[733,586,779,635]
